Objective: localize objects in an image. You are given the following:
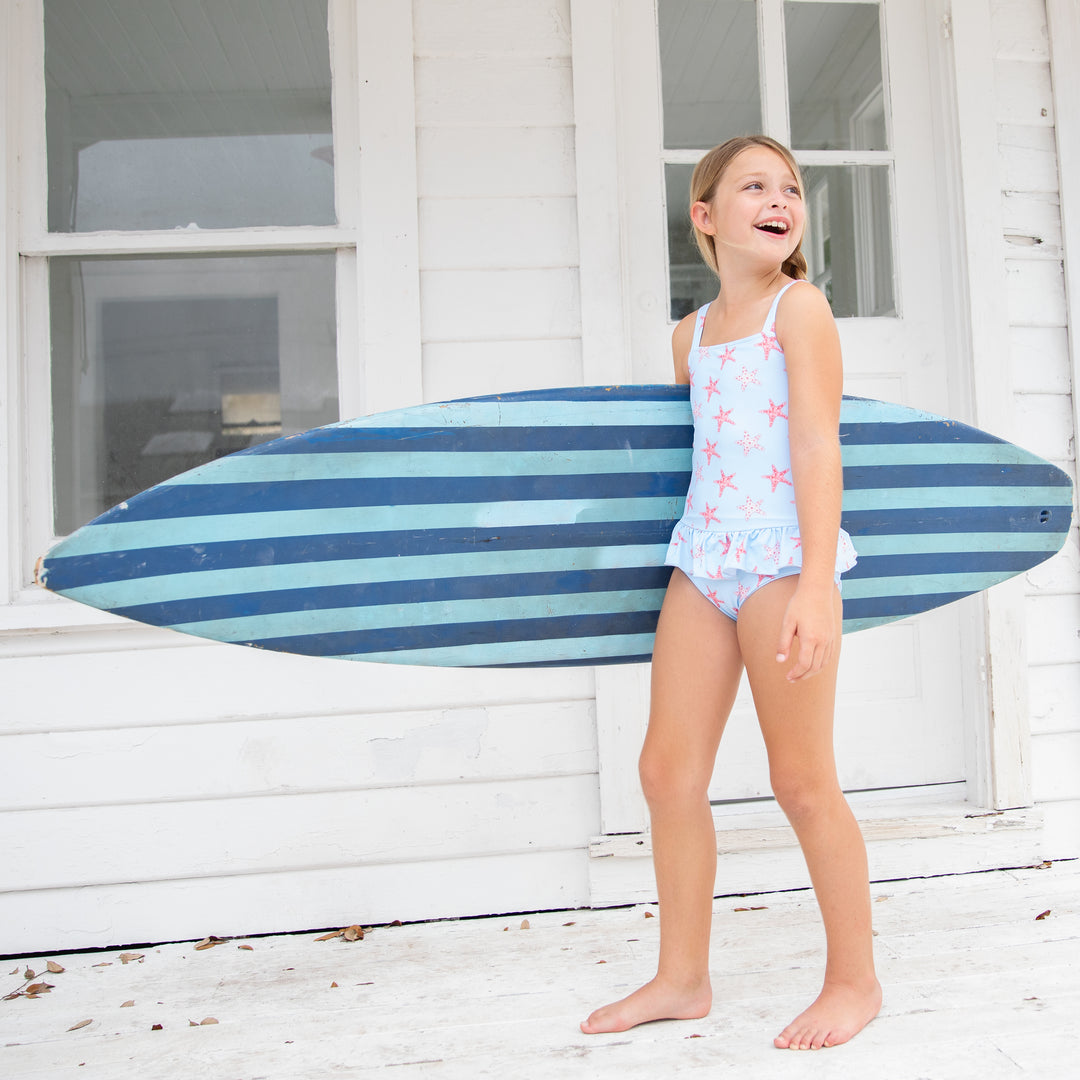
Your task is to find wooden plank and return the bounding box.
[1005,258,1069,327]
[999,124,1061,193]
[1031,730,1080,802]
[419,267,581,341]
[0,643,594,735]
[0,774,600,892]
[1025,593,1080,666]
[1010,326,1072,393]
[1028,662,1080,734]
[413,57,574,126]
[417,197,579,270]
[991,0,1050,61]
[413,0,572,56]
[416,126,576,199]
[422,340,583,403]
[993,58,1054,128]
[0,848,591,956]
[0,700,598,812]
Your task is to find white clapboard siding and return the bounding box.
[0,635,593,735]
[0,700,597,811]
[992,0,1079,852]
[1,773,599,892]
[0,850,590,956]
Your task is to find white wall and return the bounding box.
[991,0,1080,853]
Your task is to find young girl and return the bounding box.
[581,136,882,1051]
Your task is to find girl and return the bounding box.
[581,136,882,1051]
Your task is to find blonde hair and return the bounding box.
[689,135,808,282]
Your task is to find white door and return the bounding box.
[607,0,978,816]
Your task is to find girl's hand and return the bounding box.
[776,584,837,682]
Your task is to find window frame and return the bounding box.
[2,0,423,613]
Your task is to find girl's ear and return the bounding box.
[690,200,715,234]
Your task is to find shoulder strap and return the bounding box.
[762,280,804,332]
[690,303,711,350]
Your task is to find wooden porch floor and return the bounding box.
[2,861,1078,1079]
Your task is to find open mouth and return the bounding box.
[755,221,790,236]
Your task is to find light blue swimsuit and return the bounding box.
[664,281,857,618]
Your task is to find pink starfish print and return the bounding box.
[713,405,735,431]
[694,463,705,482]
[735,366,761,391]
[764,541,782,564]
[738,496,765,520]
[736,581,752,603]
[706,563,724,579]
[720,535,733,556]
[702,503,721,527]
[685,492,694,512]
[704,376,721,401]
[692,399,703,419]
[714,470,738,498]
[706,587,725,607]
[736,431,763,456]
[756,572,771,586]
[760,399,788,427]
[703,439,721,464]
[718,345,737,370]
[734,537,748,561]
[763,465,793,492]
[758,330,780,361]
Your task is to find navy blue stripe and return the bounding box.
[841,463,1067,489]
[841,504,1073,536]
[838,421,1004,446]
[842,592,971,619]
[844,551,1048,580]
[108,565,675,626]
[490,654,656,668]
[460,386,690,403]
[42,520,681,590]
[243,610,663,658]
[246,424,694,457]
[96,472,691,523]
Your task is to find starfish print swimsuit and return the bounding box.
[664,280,858,619]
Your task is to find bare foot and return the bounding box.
[773,978,882,1050]
[580,976,712,1034]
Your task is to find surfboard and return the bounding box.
[36,386,1073,668]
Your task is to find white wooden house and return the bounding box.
[1,0,1077,956]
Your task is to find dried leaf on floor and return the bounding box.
[194,937,226,951]
[563,921,576,927]
[92,962,112,968]
[25,982,53,995]
[520,919,530,930]
[1035,909,1051,920]
[238,944,254,951]
[121,1000,135,1008]
[119,953,144,965]
[342,925,364,941]
[24,968,35,980]
[46,961,65,974]
[200,1017,219,1025]
[330,981,339,988]
[151,1023,163,1031]
[315,930,343,942]
[67,1019,93,1032]
[644,911,655,918]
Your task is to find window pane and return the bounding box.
[802,165,895,317]
[45,0,334,231]
[785,2,887,151]
[51,254,338,534]
[666,163,718,320]
[659,0,761,150]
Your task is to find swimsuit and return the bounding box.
[664,280,857,619]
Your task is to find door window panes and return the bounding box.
[660,0,761,149]
[785,2,886,151]
[802,165,895,317]
[666,163,718,320]
[44,0,334,231]
[50,254,338,534]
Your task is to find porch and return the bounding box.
[2,860,1077,1079]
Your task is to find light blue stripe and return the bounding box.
[841,486,1066,511]
[336,633,659,667]
[341,400,690,429]
[168,589,669,642]
[838,399,943,424]
[840,443,1042,467]
[160,448,692,485]
[842,615,905,633]
[841,571,1015,599]
[56,496,686,558]
[850,532,1065,556]
[58,543,671,610]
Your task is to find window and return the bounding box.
[660,0,896,320]
[39,0,345,534]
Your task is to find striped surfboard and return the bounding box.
[37,386,1073,668]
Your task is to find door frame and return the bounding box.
[571,0,1034,851]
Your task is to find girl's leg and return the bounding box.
[581,570,743,1034]
[736,576,881,1050]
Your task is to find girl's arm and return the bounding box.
[671,312,696,384]
[774,283,845,682]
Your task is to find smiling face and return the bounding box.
[692,144,806,274]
